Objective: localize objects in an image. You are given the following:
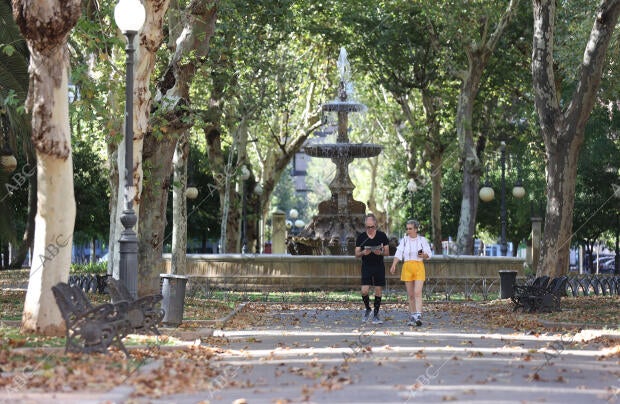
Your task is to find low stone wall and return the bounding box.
[162,254,525,291]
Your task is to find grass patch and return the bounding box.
[189,289,499,303]
[0,326,66,348]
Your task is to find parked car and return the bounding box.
[583,254,616,274]
[97,252,109,263]
[598,256,616,274]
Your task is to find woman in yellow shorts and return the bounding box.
[390,219,432,326]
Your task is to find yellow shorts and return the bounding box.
[401,260,426,281]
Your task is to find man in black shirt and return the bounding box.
[355,213,390,324]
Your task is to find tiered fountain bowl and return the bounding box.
[289,48,383,255]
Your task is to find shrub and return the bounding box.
[70,262,107,274]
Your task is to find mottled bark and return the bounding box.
[455,74,482,255]
[13,0,80,335]
[138,0,218,295]
[138,135,176,294]
[107,144,119,275]
[532,0,620,277]
[171,132,189,274]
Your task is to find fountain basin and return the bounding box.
[162,254,526,291]
[304,143,382,158]
[322,100,367,113]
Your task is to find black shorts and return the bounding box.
[361,266,386,287]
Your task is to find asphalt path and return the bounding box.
[154,303,620,403]
[2,303,619,403]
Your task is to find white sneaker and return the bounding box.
[372,314,383,324]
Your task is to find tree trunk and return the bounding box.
[532,0,620,277]
[13,0,80,335]
[429,152,443,253]
[138,0,218,294]
[107,145,118,275]
[138,135,176,295]
[90,237,96,263]
[171,132,189,274]
[455,73,483,255]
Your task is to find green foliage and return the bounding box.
[186,142,222,247]
[70,261,107,274]
[573,105,620,250]
[1,0,617,263]
[72,135,110,245]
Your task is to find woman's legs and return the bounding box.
[414,280,424,316]
[405,281,416,313]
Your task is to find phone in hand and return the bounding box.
[418,249,423,256]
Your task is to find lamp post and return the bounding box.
[499,142,507,256]
[294,219,305,235]
[240,165,250,253]
[479,141,525,256]
[254,183,263,253]
[114,0,145,298]
[407,178,417,218]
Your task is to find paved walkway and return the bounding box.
[2,303,619,403]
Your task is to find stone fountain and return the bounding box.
[290,48,383,255]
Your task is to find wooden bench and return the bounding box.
[52,282,131,356]
[512,276,568,313]
[106,278,164,335]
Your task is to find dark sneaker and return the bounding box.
[362,309,372,323]
[415,318,422,326]
[407,316,417,326]
[372,314,383,325]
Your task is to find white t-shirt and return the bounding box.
[394,235,432,262]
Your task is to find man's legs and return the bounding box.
[361,285,372,321]
[373,286,383,315]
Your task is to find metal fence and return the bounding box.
[1,271,618,302]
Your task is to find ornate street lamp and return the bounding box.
[479,141,526,256]
[289,208,299,220]
[114,0,145,298]
[479,166,495,202]
[499,142,508,256]
[407,178,417,218]
[294,219,305,234]
[0,146,16,173]
[0,112,17,173]
[185,185,198,200]
[288,209,302,235]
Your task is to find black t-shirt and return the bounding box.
[356,230,389,270]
